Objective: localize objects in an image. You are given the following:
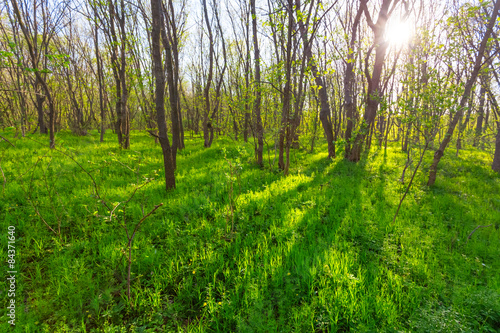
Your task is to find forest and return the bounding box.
[0,0,500,331]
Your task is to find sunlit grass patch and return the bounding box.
[0,130,499,332]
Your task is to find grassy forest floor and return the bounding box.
[1,130,500,332]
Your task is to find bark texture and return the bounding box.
[152,0,175,190]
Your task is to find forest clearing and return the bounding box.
[0,131,499,332]
[1,0,500,331]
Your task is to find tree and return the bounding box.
[98,0,131,149]
[91,2,107,143]
[161,0,185,167]
[343,0,365,158]
[490,91,500,172]
[151,0,175,190]
[277,0,296,175]
[473,73,487,148]
[201,0,215,148]
[347,0,403,162]
[296,0,336,159]
[9,0,67,148]
[427,0,500,185]
[487,65,500,172]
[0,11,30,136]
[251,0,264,166]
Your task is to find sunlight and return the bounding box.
[386,21,413,46]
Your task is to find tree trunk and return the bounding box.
[151,0,175,190]
[251,0,263,166]
[160,7,180,169]
[278,0,294,174]
[493,123,500,172]
[118,0,130,149]
[473,75,487,147]
[296,0,335,158]
[456,91,475,155]
[94,14,106,143]
[35,77,47,134]
[36,93,47,134]
[202,0,214,148]
[344,1,364,158]
[205,0,227,149]
[243,7,251,144]
[108,0,123,147]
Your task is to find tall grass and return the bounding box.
[0,130,499,332]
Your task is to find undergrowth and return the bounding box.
[0,130,499,332]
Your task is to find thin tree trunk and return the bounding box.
[473,75,487,147]
[493,123,500,172]
[207,1,227,148]
[94,17,106,143]
[344,1,364,158]
[251,0,263,166]
[35,77,47,134]
[160,6,180,168]
[278,0,294,174]
[456,90,475,155]
[244,5,251,143]
[151,0,175,190]
[108,0,123,147]
[202,0,214,148]
[296,0,335,158]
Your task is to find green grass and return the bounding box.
[1,130,499,332]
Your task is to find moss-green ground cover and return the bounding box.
[1,130,499,332]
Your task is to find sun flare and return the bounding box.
[386,21,413,46]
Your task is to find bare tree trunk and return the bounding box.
[473,75,487,147]
[94,12,106,143]
[118,0,129,149]
[108,0,123,147]
[244,5,251,143]
[15,71,28,136]
[310,92,320,153]
[151,0,175,190]
[206,0,227,148]
[485,82,500,171]
[251,0,264,166]
[493,122,500,172]
[163,0,185,151]
[344,1,364,158]
[106,0,130,149]
[296,0,335,158]
[35,82,47,134]
[278,0,294,174]
[456,91,475,155]
[202,0,214,148]
[160,4,180,168]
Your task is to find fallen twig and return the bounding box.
[466,224,493,245]
[0,134,15,147]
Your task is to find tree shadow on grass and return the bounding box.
[132,153,411,331]
[96,141,500,331]
[26,136,498,332]
[216,157,392,331]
